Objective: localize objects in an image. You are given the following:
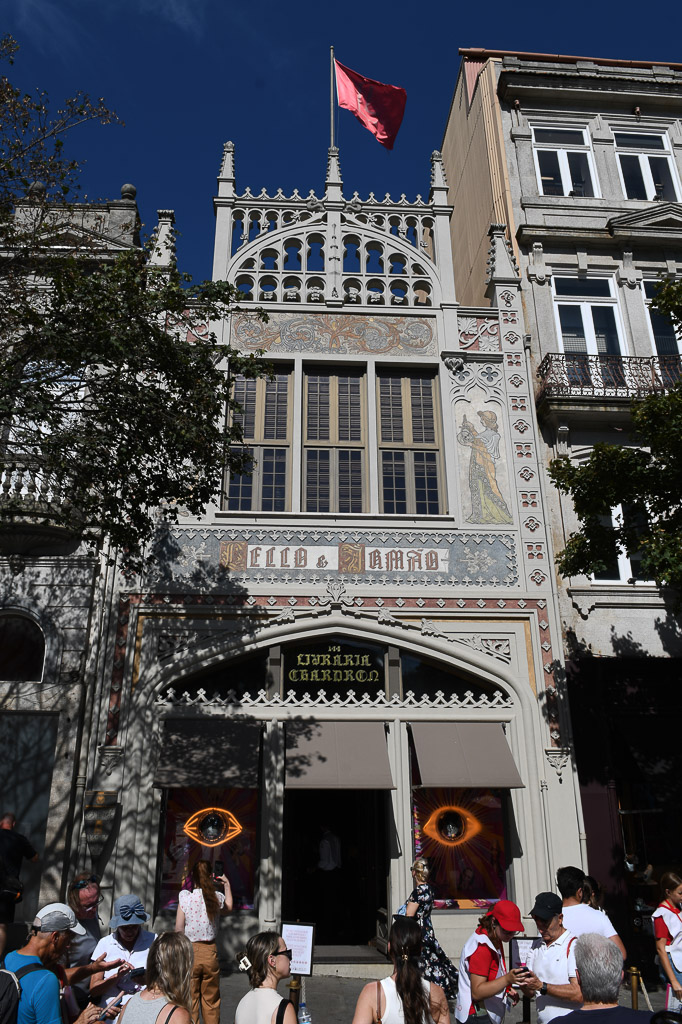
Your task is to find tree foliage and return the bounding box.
[549,278,682,590]
[0,36,266,570]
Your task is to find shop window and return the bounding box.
[411,786,507,909]
[0,615,45,681]
[304,370,365,513]
[532,126,597,197]
[377,372,443,514]
[401,651,504,702]
[615,132,679,202]
[553,277,625,388]
[282,638,385,699]
[158,786,258,915]
[225,372,291,511]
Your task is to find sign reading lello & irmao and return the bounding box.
[220,541,449,574]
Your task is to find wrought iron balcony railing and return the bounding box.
[536,353,682,401]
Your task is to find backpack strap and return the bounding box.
[14,963,50,981]
[566,937,577,959]
[275,999,290,1024]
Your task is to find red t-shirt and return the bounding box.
[466,927,503,1016]
[655,901,682,943]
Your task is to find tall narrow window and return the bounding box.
[643,281,682,387]
[377,372,443,514]
[225,372,291,511]
[553,278,625,390]
[303,370,365,513]
[532,126,597,198]
[615,132,679,202]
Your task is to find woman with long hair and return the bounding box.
[118,932,192,1024]
[653,871,682,1003]
[234,932,297,1024]
[455,901,524,1024]
[175,859,232,1024]
[352,917,449,1024]
[403,858,458,1000]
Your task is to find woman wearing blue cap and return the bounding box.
[90,894,156,1008]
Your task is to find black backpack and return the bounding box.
[0,963,48,1024]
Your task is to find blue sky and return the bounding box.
[5,0,682,281]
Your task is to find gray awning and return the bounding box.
[410,722,524,788]
[154,718,262,788]
[285,721,395,789]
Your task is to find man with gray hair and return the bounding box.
[560,933,652,1023]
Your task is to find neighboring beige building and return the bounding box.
[442,48,682,957]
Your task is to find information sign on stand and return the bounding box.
[282,922,316,977]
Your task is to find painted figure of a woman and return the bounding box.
[457,410,513,524]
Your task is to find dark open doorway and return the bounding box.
[281,789,389,946]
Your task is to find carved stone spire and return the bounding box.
[325,146,343,204]
[430,150,448,193]
[217,141,235,198]
[149,210,176,268]
[485,223,520,287]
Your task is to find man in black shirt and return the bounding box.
[0,812,39,961]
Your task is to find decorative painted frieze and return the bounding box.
[231,311,437,355]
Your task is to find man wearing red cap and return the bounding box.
[455,900,526,1024]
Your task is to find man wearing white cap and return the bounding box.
[5,903,105,1024]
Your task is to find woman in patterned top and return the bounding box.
[404,858,458,1000]
[175,860,232,1024]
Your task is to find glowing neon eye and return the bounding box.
[183,807,242,847]
[423,804,482,847]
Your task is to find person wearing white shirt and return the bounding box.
[557,867,626,958]
[520,892,582,1024]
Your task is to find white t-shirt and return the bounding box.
[90,930,156,1006]
[526,930,580,1024]
[178,887,225,942]
[561,904,617,939]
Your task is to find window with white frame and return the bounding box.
[303,369,366,513]
[225,371,291,511]
[643,281,682,387]
[532,126,597,198]
[593,503,649,583]
[377,371,442,515]
[614,132,679,202]
[553,277,625,386]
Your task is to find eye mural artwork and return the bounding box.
[457,408,513,525]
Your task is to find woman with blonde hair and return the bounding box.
[175,860,232,1024]
[403,858,458,1000]
[353,916,449,1024]
[118,932,192,1024]
[235,932,297,1024]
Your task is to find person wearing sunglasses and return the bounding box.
[65,874,120,1010]
[235,933,297,1024]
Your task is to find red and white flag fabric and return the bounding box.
[334,59,406,150]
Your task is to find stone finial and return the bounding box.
[219,140,235,180]
[149,210,176,267]
[27,181,46,199]
[485,223,520,286]
[430,150,448,190]
[326,146,343,185]
[120,183,137,201]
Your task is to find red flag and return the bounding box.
[334,59,406,150]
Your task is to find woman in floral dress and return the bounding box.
[404,857,458,999]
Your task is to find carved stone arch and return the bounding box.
[140,610,526,714]
[228,213,327,281]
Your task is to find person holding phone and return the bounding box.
[90,895,156,1009]
[117,932,192,1024]
[455,901,525,1024]
[174,860,231,1024]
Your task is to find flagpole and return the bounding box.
[330,45,335,148]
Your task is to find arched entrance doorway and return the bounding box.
[153,630,522,955]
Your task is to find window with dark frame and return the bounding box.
[378,371,442,515]
[225,372,291,511]
[303,369,365,513]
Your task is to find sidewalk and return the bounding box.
[218,972,667,1024]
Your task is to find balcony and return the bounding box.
[536,353,682,403]
[0,453,77,554]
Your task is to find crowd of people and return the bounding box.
[2,818,682,1024]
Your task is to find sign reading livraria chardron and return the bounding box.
[146,528,518,589]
